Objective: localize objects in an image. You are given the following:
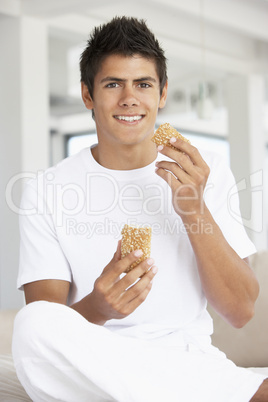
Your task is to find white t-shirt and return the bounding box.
[17,146,256,344]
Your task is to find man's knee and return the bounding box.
[12,301,67,362]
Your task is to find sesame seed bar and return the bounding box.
[121,224,152,273]
[151,122,190,151]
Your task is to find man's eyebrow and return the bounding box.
[100,76,157,83]
[100,77,124,83]
[134,77,157,83]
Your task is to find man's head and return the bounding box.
[80,16,168,100]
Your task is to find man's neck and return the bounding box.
[91,140,157,170]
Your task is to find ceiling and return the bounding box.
[2,0,268,118]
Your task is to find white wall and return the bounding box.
[0,14,49,309]
[226,74,267,250]
[0,15,23,309]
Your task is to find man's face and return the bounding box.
[82,54,167,147]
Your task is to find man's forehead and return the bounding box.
[100,76,158,84]
[97,54,159,80]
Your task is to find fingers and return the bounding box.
[102,248,147,282]
[91,242,158,322]
[156,139,210,188]
[115,257,157,294]
[155,138,211,218]
[114,240,122,262]
[165,137,203,166]
[104,253,157,302]
[101,240,121,274]
[119,282,154,316]
[111,261,158,315]
[123,264,157,302]
[94,255,158,321]
[155,166,179,193]
[155,160,191,185]
[157,137,210,174]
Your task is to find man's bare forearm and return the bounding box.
[182,206,259,328]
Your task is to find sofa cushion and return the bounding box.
[0,310,18,355]
[0,354,31,401]
[208,250,268,367]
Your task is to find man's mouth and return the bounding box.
[114,115,144,122]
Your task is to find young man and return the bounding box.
[12,16,268,401]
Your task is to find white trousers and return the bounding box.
[12,301,265,402]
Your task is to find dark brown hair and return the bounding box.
[80,16,168,99]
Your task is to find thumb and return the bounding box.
[101,240,121,275]
[114,240,122,262]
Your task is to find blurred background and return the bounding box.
[0,0,267,309]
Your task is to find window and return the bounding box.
[67,133,98,157]
[179,132,230,165]
[66,131,230,164]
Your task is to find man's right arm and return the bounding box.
[24,244,158,326]
[24,279,70,305]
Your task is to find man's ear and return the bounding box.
[159,81,168,110]
[81,82,94,110]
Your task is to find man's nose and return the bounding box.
[119,87,140,107]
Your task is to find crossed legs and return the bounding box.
[12,301,267,402]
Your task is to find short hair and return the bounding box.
[80,16,168,99]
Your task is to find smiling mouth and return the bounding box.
[114,115,144,122]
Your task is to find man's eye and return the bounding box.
[106,83,119,88]
[139,83,151,88]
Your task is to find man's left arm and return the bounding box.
[155,138,259,328]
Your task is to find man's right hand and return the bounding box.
[72,241,158,325]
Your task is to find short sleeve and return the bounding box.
[204,154,256,259]
[17,179,72,290]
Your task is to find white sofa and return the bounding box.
[0,309,31,401]
[1,251,268,401]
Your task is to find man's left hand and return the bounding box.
[155,137,210,219]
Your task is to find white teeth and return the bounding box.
[116,115,142,122]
